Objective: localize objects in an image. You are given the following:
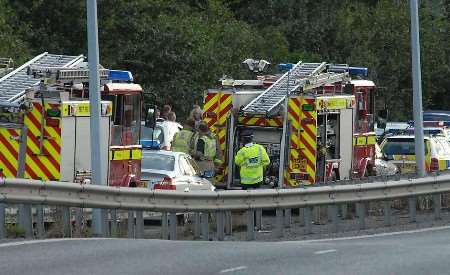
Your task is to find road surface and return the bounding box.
[1,226,450,275]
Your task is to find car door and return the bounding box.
[177,156,194,191]
[185,155,212,190]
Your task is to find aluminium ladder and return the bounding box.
[242,61,349,116]
[0,52,84,104]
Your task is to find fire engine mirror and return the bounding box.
[377,109,388,129]
[145,107,156,127]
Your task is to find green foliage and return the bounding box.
[1,0,449,120]
[6,224,25,238]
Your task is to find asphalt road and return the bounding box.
[2,227,450,275]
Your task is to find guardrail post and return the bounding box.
[104,210,110,237]
[433,194,441,220]
[161,212,168,240]
[36,205,45,239]
[216,211,225,241]
[275,208,284,238]
[304,206,312,234]
[127,211,135,238]
[246,210,255,241]
[169,212,177,240]
[383,201,391,227]
[75,208,83,237]
[284,209,291,228]
[18,204,33,238]
[329,205,338,233]
[194,212,200,239]
[409,197,417,223]
[201,212,209,241]
[136,211,144,239]
[225,211,232,236]
[341,204,348,219]
[0,203,5,239]
[356,203,365,230]
[62,207,71,238]
[110,209,118,237]
[255,209,262,230]
[297,208,304,227]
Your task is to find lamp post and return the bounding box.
[410,0,426,177]
[87,0,106,236]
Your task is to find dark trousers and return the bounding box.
[241,182,262,190]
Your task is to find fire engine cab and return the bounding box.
[0,53,142,187]
[203,61,377,188]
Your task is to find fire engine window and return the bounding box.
[123,94,140,127]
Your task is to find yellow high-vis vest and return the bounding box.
[235,143,270,185]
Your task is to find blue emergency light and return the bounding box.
[278,63,294,72]
[108,70,134,82]
[328,65,368,77]
[141,139,161,150]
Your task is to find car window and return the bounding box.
[186,156,202,176]
[141,126,164,143]
[382,138,429,155]
[142,154,175,171]
[434,138,450,156]
[179,156,195,176]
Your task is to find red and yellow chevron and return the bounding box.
[0,127,21,178]
[287,96,317,186]
[238,116,283,127]
[23,102,61,180]
[203,91,232,182]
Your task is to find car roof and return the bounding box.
[142,150,186,157]
[385,135,430,140]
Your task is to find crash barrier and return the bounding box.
[1,173,450,241]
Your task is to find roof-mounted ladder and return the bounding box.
[241,61,349,116]
[0,52,84,103]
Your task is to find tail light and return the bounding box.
[430,157,439,171]
[154,177,176,190]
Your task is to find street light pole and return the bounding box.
[87,0,105,236]
[410,0,426,177]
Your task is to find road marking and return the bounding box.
[314,249,337,255]
[0,238,117,248]
[283,225,450,244]
[219,266,247,273]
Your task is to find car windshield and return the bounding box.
[382,138,428,155]
[141,126,164,143]
[142,154,175,171]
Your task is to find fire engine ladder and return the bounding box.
[28,65,109,83]
[0,52,85,104]
[242,62,349,116]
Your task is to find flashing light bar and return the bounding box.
[108,70,133,82]
[141,139,161,150]
[278,63,294,72]
[328,65,368,77]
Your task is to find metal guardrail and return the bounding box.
[1,174,449,241]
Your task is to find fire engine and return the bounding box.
[203,61,377,188]
[0,52,142,186]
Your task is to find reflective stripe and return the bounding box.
[240,175,263,184]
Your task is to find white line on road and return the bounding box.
[314,249,337,255]
[219,266,247,273]
[282,224,450,244]
[0,238,116,248]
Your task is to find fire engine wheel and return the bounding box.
[129,182,137,188]
[366,164,376,177]
[331,169,340,181]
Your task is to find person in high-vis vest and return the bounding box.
[235,129,270,189]
[171,118,196,154]
[192,122,223,176]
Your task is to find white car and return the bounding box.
[141,150,215,191]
